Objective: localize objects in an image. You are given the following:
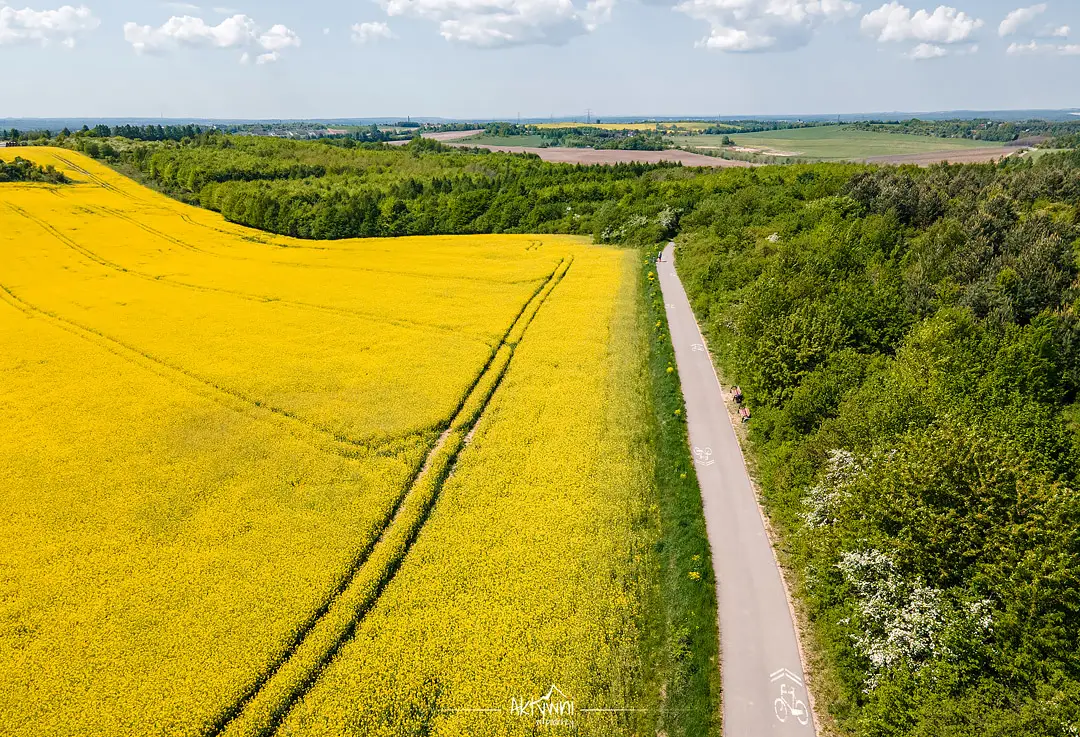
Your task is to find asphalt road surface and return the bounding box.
[659,243,816,737]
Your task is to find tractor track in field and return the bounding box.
[177,213,327,250]
[52,153,147,202]
[5,202,497,345]
[207,257,573,737]
[0,218,565,465]
[40,153,558,288]
[0,279,398,459]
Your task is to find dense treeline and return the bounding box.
[483,122,530,138]
[82,124,207,141]
[2,128,52,143]
[480,123,669,150]
[533,126,667,150]
[699,120,841,134]
[0,156,69,183]
[677,152,1080,736]
[1047,133,1080,150]
[851,118,1080,143]
[79,134,718,241]
[4,124,208,142]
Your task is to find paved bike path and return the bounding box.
[659,243,815,737]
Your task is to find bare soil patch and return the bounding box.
[422,129,484,141]
[388,130,483,147]
[863,147,1015,165]
[447,142,752,167]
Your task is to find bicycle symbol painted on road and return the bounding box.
[771,668,810,727]
[691,344,705,352]
[693,447,715,467]
[774,684,809,726]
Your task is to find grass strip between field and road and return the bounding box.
[638,251,723,737]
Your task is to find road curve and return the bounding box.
[659,242,815,737]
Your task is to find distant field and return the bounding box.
[675,126,1006,161]
[1021,148,1072,161]
[460,133,547,147]
[536,121,739,132]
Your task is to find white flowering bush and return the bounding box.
[836,549,949,689]
[804,448,861,528]
[836,548,997,692]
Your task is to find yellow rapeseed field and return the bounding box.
[0,148,654,737]
[276,248,654,737]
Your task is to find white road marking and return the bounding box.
[770,668,804,687]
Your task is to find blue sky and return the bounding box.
[1,0,1078,118]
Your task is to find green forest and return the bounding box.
[59,131,1080,735]
[677,156,1080,736]
[850,118,1080,143]
[528,126,667,150]
[74,134,700,240]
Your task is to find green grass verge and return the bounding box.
[1022,148,1072,161]
[639,252,723,737]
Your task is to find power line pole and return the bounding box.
[585,108,592,125]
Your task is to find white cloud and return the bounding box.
[908,40,945,57]
[0,4,99,47]
[1006,39,1040,52]
[122,13,300,62]
[1007,39,1080,55]
[380,0,615,47]
[861,3,982,44]
[675,0,861,53]
[352,20,395,43]
[999,4,1073,55]
[258,23,300,51]
[162,2,201,11]
[998,4,1045,37]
